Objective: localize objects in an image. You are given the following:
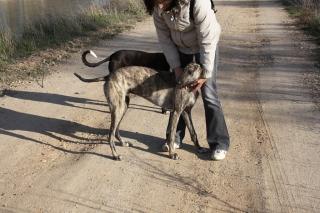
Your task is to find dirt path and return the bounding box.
[0,0,319,212]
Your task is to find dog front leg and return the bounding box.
[181,111,208,154]
[168,111,181,160]
[165,112,174,143]
[181,110,199,147]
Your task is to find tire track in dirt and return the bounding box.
[253,0,320,212]
[253,35,295,212]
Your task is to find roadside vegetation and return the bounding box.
[282,0,320,106]
[0,0,146,88]
[283,0,320,42]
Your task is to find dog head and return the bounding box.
[177,63,203,87]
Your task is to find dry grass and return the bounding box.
[284,0,320,107]
[282,1,320,107]
[283,0,320,40]
[0,0,146,87]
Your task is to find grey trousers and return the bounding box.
[167,49,230,151]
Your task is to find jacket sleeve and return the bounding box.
[153,8,181,70]
[193,0,221,78]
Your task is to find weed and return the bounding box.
[282,0,320,42]
[0,0,146,86]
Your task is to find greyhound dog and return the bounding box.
[82,49,170,113]
[74,63,204,160]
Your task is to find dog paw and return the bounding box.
[170,153,180,160]
[161,108,169,114]
[113,155,122,161]
[121,141,132,147]
[197,147,210,154]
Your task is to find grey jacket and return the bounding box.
[153,0,221,78]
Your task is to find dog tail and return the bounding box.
[74,73,109,83]
[82,50,110,67]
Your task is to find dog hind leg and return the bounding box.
[108,110,122,160]
[105,83,127,160]
[108,61,131,107]
[108,104,128,160]
[115,103,132,147]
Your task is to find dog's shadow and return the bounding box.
[4,89,108,113]
[1,90,203,160]
[0,106,168,159]
[0,106,204,160]
[118,124,211,160]
[129,140,211,160]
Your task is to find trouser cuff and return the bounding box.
[209,141,229,151]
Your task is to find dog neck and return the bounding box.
[176,81,196,90]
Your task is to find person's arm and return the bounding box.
[153,8,181,72]
[193,0,221,79]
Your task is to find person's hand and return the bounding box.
[191,78,207,94]
[174,67,183,81]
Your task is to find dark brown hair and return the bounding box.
[143,0,155,15]
[143,0,178,15]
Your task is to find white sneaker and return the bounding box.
[161,142,181,152]
[211,149,227,161]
